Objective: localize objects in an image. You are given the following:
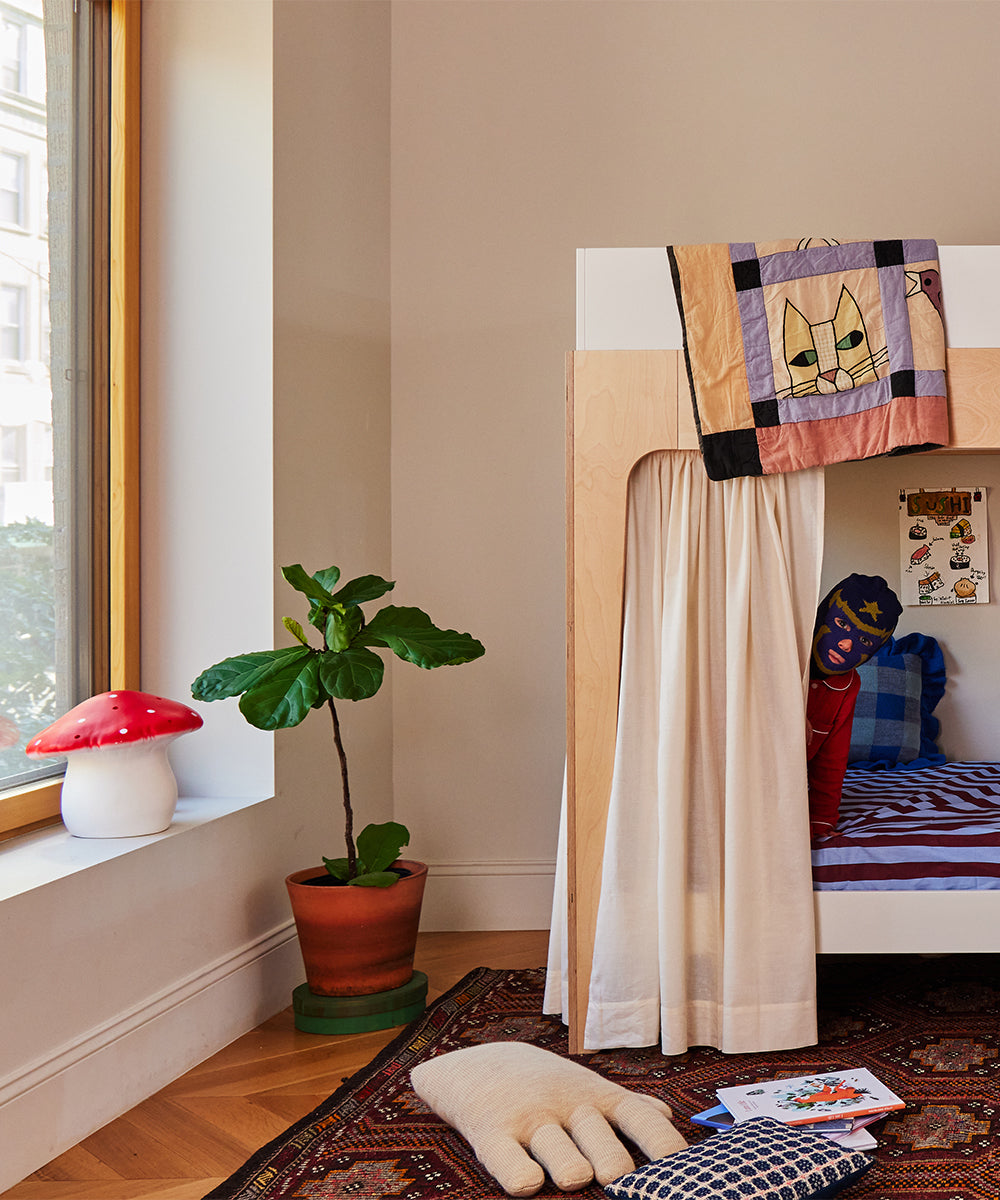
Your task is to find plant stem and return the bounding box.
[327,698,357,877]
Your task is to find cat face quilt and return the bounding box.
[667,238,949,480]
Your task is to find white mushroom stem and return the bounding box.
[59,737,181,838]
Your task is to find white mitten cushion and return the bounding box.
[410,1042,687,1197]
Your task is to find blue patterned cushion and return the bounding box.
[848,651,923,764]
[848,632,946,770]
[604,1116,872,1200]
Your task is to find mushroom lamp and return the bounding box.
[26,691,203,838]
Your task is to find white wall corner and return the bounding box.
[420,860,555,931]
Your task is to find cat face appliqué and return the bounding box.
[782,286,887,398]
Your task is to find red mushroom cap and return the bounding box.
[25,691,203,757]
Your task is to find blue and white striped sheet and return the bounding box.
[811,762,1000,891]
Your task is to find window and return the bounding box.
[0,0,139,838]
[1,13,24,94]
[0,282,25,358]
[1,424,24,481]
[0,149,24,225]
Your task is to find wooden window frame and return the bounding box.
[0,0,140,841]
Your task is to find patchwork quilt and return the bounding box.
[667,238,949,480]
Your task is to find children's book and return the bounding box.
[825,1126,879,1150]
[688,1104,736,1131]
[715,1068,904,1126]
[689,1103,854,1134]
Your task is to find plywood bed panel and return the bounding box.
[566,345,1000,1052]
[936,347,1000,449]
[566,350,692,1052]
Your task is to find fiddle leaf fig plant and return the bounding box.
[192,564,485,886]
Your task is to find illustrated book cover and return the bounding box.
[715,1068,905,1126]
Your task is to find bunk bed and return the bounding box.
[563,247,1000,1052]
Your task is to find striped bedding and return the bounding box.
[811,762,1000,891]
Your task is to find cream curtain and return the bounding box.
[545,450,825,1054]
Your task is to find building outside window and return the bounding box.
[0,148,25,225]
[0,0,101,797]
[1,11,25,94]
[1,281,25,359]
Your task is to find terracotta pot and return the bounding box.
[285,859,427,997]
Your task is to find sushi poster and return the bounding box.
[900,486,989,606]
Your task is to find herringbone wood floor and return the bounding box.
[3,930,551,1200]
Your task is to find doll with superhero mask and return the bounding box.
[807,574,901,842]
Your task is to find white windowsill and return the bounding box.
[0,794,272,903]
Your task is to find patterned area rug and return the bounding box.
[205,955,1000,1199]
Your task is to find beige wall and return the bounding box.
[388,0,1000,924]
[273,1,394,853]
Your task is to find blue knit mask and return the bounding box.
[811,574,901,678]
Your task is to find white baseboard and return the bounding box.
[420,859,555,931]
[0,920,302,1193]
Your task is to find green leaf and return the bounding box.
[362,606,485,669]
[349,871,400,888]
[307,601,330,632]
[356,820,409,874]
[322,855,350,881]
[332,574,395,607]
[318,647,385,701]
[237,652,321,729]
[281,563,337,608]
[282,616,310,646]
[312,566,341,593]
[325,604,363,652]
[192,647,312,702]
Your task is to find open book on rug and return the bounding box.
[715,1068,905,1127]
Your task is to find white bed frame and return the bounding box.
[565,247,1000,1052]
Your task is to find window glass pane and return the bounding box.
[1,282,25,357]
[1,14,25,94]
[0,149,24,224]
[0,0,93,792]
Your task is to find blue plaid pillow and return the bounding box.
[847,632,946,770]
[848,651,923,765]
[604,1116,871,1200]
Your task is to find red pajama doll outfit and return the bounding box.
[806,670,861,841]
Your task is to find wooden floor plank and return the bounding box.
[28,1146,122,1184]
[172,1095,302,1153]
[254,1066,373,1098]
[3,1183,224,1200]
[1,931,549,1200]
[165,1043,376,1099]
[251,1093,327,1124]
[118,1098,253,1176]
[72,1118,187,1182]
